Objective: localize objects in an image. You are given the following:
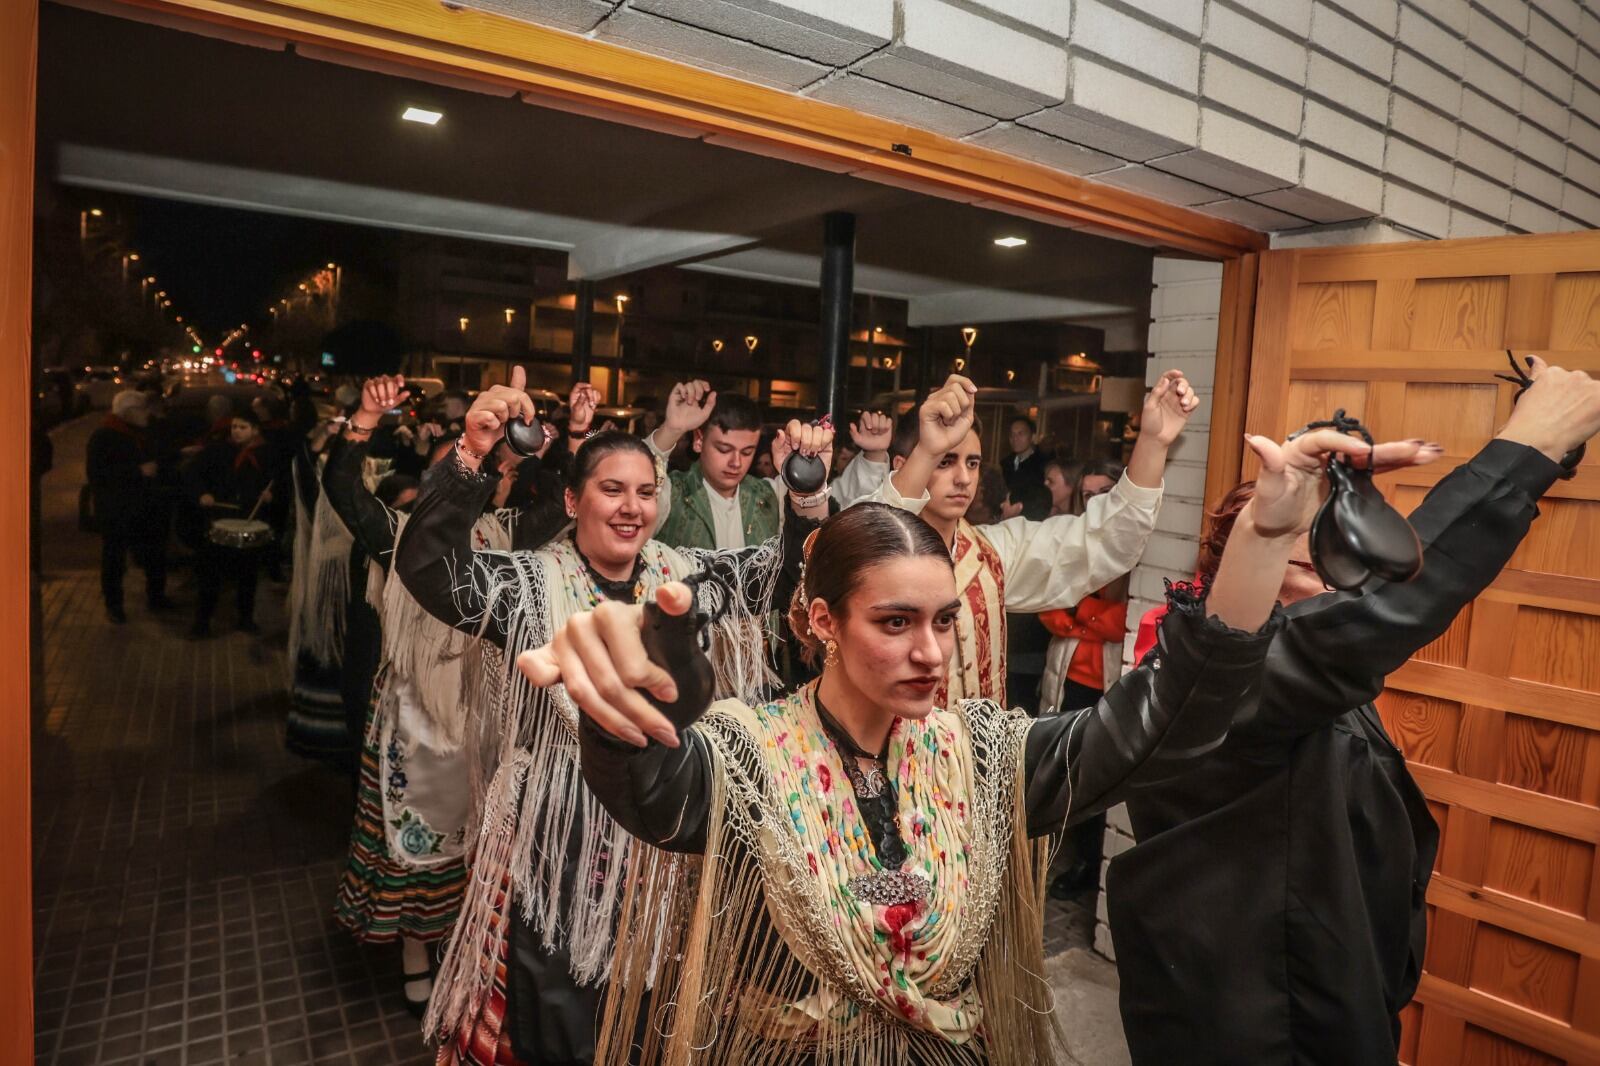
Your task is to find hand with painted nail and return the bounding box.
[1496,355,1600,464]
[1244,429,1437,537]
[516,582,690,749]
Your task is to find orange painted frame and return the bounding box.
[1,2,37,1062]
[2,0,1267,1051]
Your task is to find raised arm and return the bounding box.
[321,377,408,567]
[393,370,539,648]
[321,437,399,567]
[1246,360,1600,744]
[1022,427,1435,833]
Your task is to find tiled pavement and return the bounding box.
[30,413,1112,1065]
[33,415,433,1066]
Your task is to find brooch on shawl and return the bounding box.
[848,868,932,907]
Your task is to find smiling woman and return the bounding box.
[386,369,832,1064]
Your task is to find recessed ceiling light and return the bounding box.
[994,236,1028,248]
[402,106,443,125]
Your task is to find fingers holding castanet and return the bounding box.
[571,602,679,747]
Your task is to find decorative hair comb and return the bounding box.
[1289,410,1422,591]
[1495,350,1583,479]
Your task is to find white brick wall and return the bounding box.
[1094,256,1224,963]
[455,1,1600,234]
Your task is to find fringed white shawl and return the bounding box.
[426,533,784,1043]
[286,453,391,673]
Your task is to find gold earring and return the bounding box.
[824,639,839,668]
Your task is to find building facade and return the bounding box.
[459,0,1600,240]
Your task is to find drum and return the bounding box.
[208,518,274,550]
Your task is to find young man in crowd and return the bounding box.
[644,379,893,550]
[873,371,1196,705]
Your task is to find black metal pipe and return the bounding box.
[572,278,595,382]
[817,212,855,421]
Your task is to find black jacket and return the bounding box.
[393,452,819,1064]
[1109,440,1564,1066]
[85,417,160,537]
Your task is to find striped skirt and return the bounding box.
[287,651,352,765]
[334,671,467,944]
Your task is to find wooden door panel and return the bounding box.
[1241,231,1600,1065]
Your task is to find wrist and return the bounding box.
[1234,504,1300,544]
[789,486,829,509]
[456,436,492,465]
[1495,427,1569,465]
[863,449,888,463]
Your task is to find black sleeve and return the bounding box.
[321,436,399,571]
[1240,439,1564,748]
[579,716,714,854]
[393,453,518,648]
[1023,592,1282,836]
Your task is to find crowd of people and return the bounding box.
[78,360,1600,1064]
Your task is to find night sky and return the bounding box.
[106,192,394,340]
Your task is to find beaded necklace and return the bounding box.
[569,535,647,606]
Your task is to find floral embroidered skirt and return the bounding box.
[334,667,468,944]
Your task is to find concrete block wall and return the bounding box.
[458,0,1600,236]
[1093,256,1222,961]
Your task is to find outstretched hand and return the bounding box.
[463,365,537,459]
[516,582,692,748]
[663,380,716,436]
[568,382,600,435]
[1245,429,1440,537]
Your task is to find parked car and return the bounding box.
[78,366,128,409]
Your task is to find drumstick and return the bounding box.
[245,487,271,523]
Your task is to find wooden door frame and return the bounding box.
[3,0,1267,1049]
[2,3,38,1061]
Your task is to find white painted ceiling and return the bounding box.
[41,1,1157,327]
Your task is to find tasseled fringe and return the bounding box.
[430,534,792,1053]
[596,700,1071,1066]
[378,514,512,756]
[288,474,354,669]
[424,751,529,1042]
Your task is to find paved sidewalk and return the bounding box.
[31,412,1130,1065]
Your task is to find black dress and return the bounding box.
[394,454,813,1064]
[1109,440,1565,1066]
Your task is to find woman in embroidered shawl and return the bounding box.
[323,375,577,1018]
[517,424,1437,1066]
[393,367,831,1065]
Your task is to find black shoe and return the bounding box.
[107,605,127,624]
[1048,861,1096,901]
[236,618,260,635]
[187,620,211,640]
[402,969,432,1020]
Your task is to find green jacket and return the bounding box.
[655,461,780,551]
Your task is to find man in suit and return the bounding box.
[1001,414,1049,493]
